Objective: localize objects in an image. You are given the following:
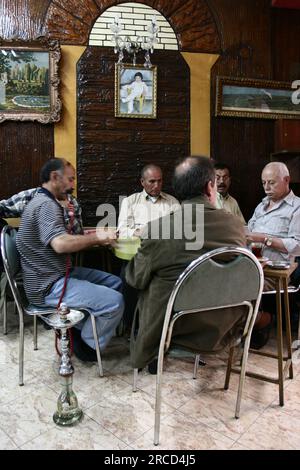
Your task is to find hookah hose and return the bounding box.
[55,197,75,356]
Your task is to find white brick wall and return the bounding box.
[89,2,178,51]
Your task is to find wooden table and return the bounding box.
[245,262,296,406]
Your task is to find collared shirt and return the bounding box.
[216,192,245,224]
[248,190,300,262]
[0,187,83,235]
[117,189,181,238]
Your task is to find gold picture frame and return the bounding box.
[216,76,300,120]
[115,63,157,119]
[0,37,61,123]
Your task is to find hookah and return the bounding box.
[45,302,85,426]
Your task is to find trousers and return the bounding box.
[44,267,124,350]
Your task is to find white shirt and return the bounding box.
[117,190,180,238]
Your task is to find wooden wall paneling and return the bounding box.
[0,121,54,198]
[209,0,275,221]
[272,8,300,81]
[77,47,190,226]
[0,0,51,40]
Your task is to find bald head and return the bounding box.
[173,156,216,203]
[261,162,290,202]
[263,162,289,178]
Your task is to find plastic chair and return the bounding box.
[1,226,104,385]
[139,246,264,446]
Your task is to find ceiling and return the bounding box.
[272,0,300,9]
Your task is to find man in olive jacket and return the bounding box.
[125,156,246,370]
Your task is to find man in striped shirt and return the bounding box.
[0,161,83,235]
[16,158,124,362]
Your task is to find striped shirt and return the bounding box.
[0,187,83,235]
[16,191,68,305]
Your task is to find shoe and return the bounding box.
[250,311,272,350]
[147,358,158,375]
[72,329,97,362]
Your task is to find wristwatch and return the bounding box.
[264,236,273,247]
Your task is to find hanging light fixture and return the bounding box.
[110,15,159,68]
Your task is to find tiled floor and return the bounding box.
[1,309,300,450]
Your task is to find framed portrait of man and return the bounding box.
[115,64,157,119]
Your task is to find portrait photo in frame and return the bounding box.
[0,38,61,123]
[115,64,157,119]
[216,76,300,120]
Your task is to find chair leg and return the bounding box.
[154,353,164,446]
[235,340,250,418]
[90,314,104,377]
[19,316,25,386]
[3,292,7,335]
[133,368,138,392]
[193,354,200,379]
[33,316,38,351]
[224,346,235,390]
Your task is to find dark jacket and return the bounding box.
[125,196,246,369]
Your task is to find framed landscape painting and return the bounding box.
[115,64,157,119]
[0,38,61,123]
[216,76,300,119]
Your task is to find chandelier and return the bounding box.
[110,15,159,68]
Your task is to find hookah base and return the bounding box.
[53,408,83,427]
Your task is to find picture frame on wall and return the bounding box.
[216,76,300,120]
[0,38,61,123]
[115,63,157,119]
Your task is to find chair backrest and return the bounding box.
[0,225,24,310]
[162,246,264,352]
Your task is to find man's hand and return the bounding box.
[95,228,118,247]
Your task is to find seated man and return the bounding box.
[247,162,300,263]
[0,160,83,235]
[0,161,83,317]
[117,163,180,238]
[247,162,300,342]
[214,162,245,224]
[117,164,180,329]
[16,158,124,362]
[125,156,246,372]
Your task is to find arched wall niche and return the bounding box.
[44,0,222,53]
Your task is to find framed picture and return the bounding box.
[0,38,61,123]
[115,64,157,119]
[216,76,300,119]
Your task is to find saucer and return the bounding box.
[265,260,290,270]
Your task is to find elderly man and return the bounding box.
[247,162,300,263]
[247,162,300,346]
[215,162,245,224]
[117,164,180,238]
[16,158,124,362]
[125,156,245,372]
[117,164,180,329]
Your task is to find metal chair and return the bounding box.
[144,246,264,446]
[1,226,104,385]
